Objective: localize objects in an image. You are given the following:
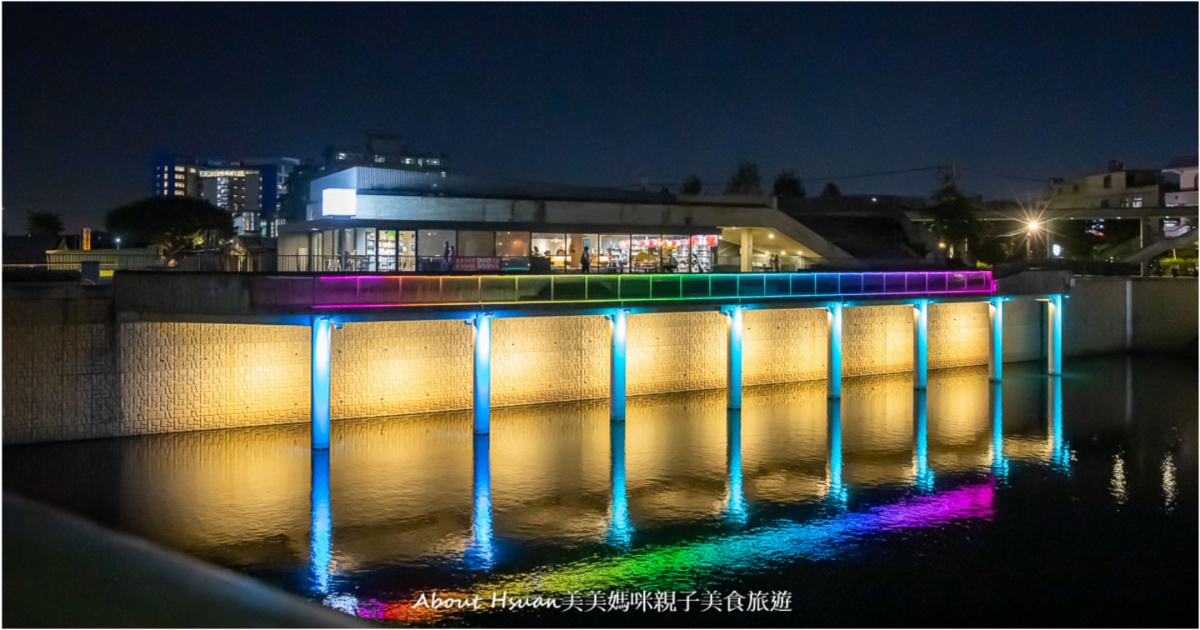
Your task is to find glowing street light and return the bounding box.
[115,237,122,250]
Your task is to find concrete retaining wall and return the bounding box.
[4,277,1195,444]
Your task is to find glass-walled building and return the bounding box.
[276,166,838,273]
[283,226,719,273]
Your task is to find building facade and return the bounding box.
[1047,160,1163,211]
[276,167,862,273]
[151,155,300,237]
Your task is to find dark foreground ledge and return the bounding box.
[2,493,367,628]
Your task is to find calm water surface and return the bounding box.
[5,356,1197,627]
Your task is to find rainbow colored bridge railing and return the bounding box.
[301,271,995,309]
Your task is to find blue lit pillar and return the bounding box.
[309,451,332,595]
[1047,294,1063,376]
[725,306,744,410]
[610,309,628,421]
[608,421,632,547]
[465,435,494,570]
[472,313,492,435]
[725,409,747,524]
[913,300,928,390]
[827,303,843,399]
[913,390,934,492]
[990,382,1008,482]
[988,297,1004,382]
[826,399,846,506]
[311,316,333,451]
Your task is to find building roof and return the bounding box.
[1166,155,1198,169]
[310,166,770,208]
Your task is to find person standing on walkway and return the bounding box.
[581,246,592,274]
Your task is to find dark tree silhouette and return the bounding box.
[820,181,841,197]
[25,211,64,237]
[927,172,983,260]
[105,197,233,260]
[725,161,762,195]
[773,170,805,198]
[680,174,703,195]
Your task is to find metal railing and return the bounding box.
[291,270,995,309]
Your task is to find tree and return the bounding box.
[105,197,233,260]
[25,211,64,237]
[926,172,983,260]
[725,161,762,195]
[680,174,703,195]
[772,170,805,198]
[821,181,841,197]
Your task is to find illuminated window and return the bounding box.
[404,158,414,165]
[175,166,185,172]
[374,155,386,163]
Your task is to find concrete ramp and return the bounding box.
[1122,228,1199,264]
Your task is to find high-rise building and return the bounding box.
[322,133,449,173]
[151,155,300,237]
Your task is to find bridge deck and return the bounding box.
[302,271,994,309]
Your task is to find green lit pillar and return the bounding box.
[912,299,928,390]
[472,313,492,435]
[609,309,627,421]
[725,305,744,410]
[827,303,843,399]
[988,297,1004,382]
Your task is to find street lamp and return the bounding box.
[1025,221,1039,258]
[115,237,121,250]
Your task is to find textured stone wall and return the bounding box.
[330,320,472,418]
[843,305,914,377]
[3,319,120,443]
[626,311,726,396]
[492,316,610,406]
[9,277,1191,445]
[744,308,826,385]
[120,323,311,434]
[929,302,991,369]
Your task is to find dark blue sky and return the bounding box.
[3,3,1197,230]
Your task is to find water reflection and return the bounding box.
[724,410,747,524]
[1047,376,1071,473]
[825,399,847,507]
[990,382,1009,483]
[3,357,1195,626]
[913,391,934,493]
[1111,453,1128,505]
[607,421,632,547]
[310,451,332,595]
[464,435,494,571]
[1161,453,1177,513]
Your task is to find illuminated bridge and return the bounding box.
[113,269,1069,451]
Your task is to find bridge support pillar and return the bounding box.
[1047,295,1063,376]
[988,297,1004,382]
[827,303,843,399]
[724,305,744,410]
[912,300,928,390]
[609,309,627,421]
[739,231,754,272]
[472,313,492,435]
[310,316,334,451]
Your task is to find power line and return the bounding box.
[957,167,1051,184]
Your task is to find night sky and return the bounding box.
[3,3,1196,231]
